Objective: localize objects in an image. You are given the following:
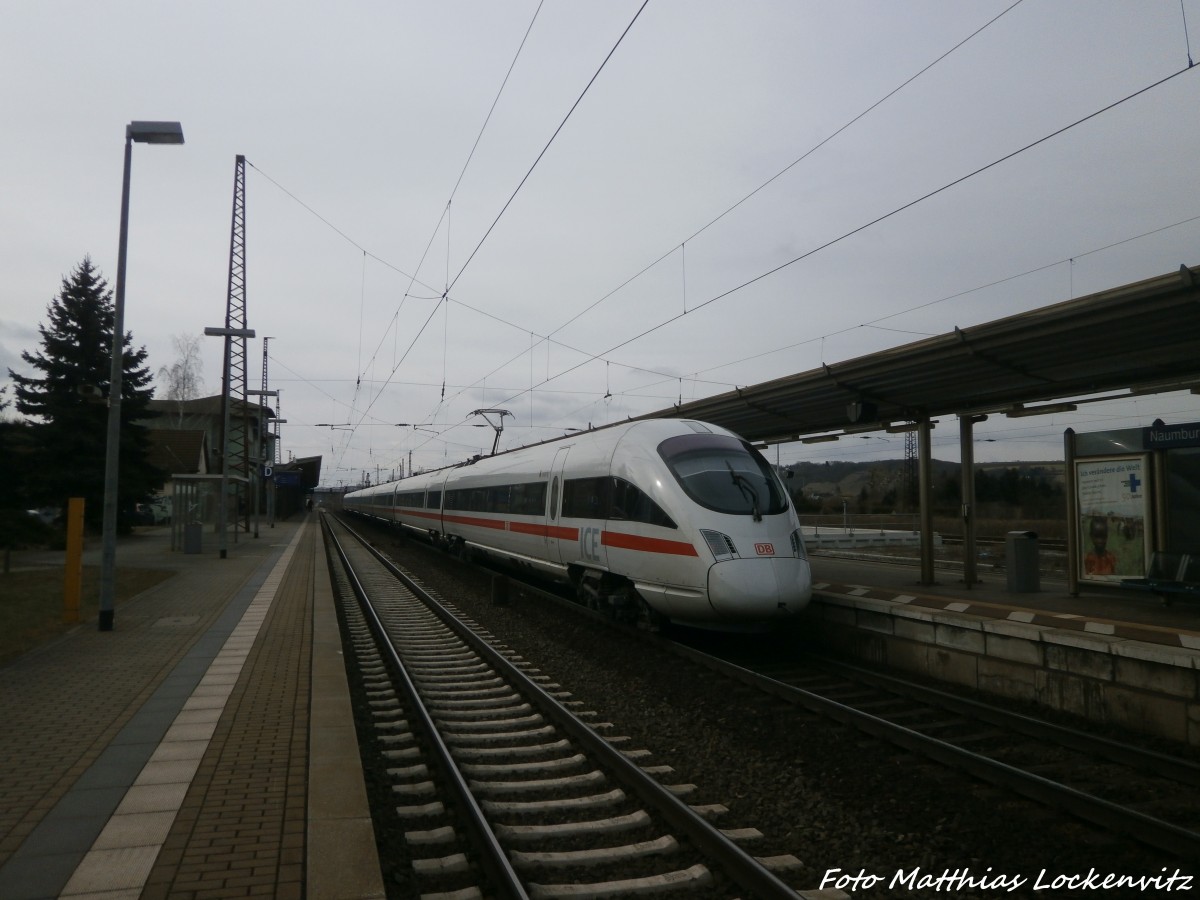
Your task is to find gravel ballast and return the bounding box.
[349,522,1196,899]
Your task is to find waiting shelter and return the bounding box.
[1066,419,1200,595]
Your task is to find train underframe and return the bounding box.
[420,525,669,629]
[571,566,668,630]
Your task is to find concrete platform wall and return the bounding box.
[805,593,1200,746]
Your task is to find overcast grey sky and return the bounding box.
[3,1,1199,486]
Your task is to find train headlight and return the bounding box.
[790,528,808,559]
[700,529,739,561]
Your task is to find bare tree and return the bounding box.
[157,333,205,426]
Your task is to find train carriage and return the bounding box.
[344,419,811,630]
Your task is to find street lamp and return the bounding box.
[99,121,184,632]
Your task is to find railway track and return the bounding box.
[321,513,816,899]
[939,534,1067,553]
[677,638,1200,862]
[499,561,1200,863]
[333,512,1199,875]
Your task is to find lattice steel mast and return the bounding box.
[904,428,918,513]
[218,155,250,543]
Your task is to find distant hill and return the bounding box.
[784,458,1064,500]
[975,461,1065,484]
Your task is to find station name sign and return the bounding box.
[1143,421,1200,449]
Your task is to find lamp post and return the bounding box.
[99,121,184,632]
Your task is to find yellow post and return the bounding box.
[63,498,85,624]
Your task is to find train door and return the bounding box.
[545,447,571,564]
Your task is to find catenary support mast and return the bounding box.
[217,155,250,549]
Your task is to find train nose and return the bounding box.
[707,557,812,619]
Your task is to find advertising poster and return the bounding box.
[1075,456,1149,583]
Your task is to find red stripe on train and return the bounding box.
[509,522,579,540]
[390,511,695,558]
[398,509,441,523]
[442,513,506,530]
[602,531,699,557]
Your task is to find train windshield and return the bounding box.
[658,434,788,517]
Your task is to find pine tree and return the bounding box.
[0,387,31,513]
[8,257,163,527]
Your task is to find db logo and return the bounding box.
[754,543,775,556]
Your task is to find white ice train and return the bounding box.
[342,418,811,630]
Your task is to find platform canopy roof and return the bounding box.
[642,264,1200,445]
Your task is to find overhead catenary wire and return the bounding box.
[241,11,1194,480]
[1183,0,1195,67]
[362,1,545,389]
[250,0,1007,446]
[446,0,651,295]
[427,0,1028,421]
[479,62,1199,422]
[628,211,1200,393]
[546,0,1028,341]
[552,204,1200,461]
[369,54,1200,473]
[247,0,547,468]
[450,2,545,208]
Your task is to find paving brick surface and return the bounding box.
[141,527,314,900]
[1,517,385,900]
[0,528,292,872]
[0,523,307,900]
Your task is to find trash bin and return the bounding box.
[184,522,202,554]
[1006,530,1039,592]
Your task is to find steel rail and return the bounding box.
[665,638,1200,860]
[337,513,1200,861]
[323,515,530,900]
[332,515,802,900]
[805,654,1200,787]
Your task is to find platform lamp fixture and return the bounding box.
[98,121,185,633]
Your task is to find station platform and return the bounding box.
[0,515,383,900]
[809,550,1200,646]
[806,550,1200,745]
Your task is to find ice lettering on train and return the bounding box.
[580,526,602,562]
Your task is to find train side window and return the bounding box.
[488,485,511,514]
[563,477,611,520]
[610,477,676,528]
[426,490,441,510]
[511,481,547,516]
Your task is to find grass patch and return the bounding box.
[0,566,174,665]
